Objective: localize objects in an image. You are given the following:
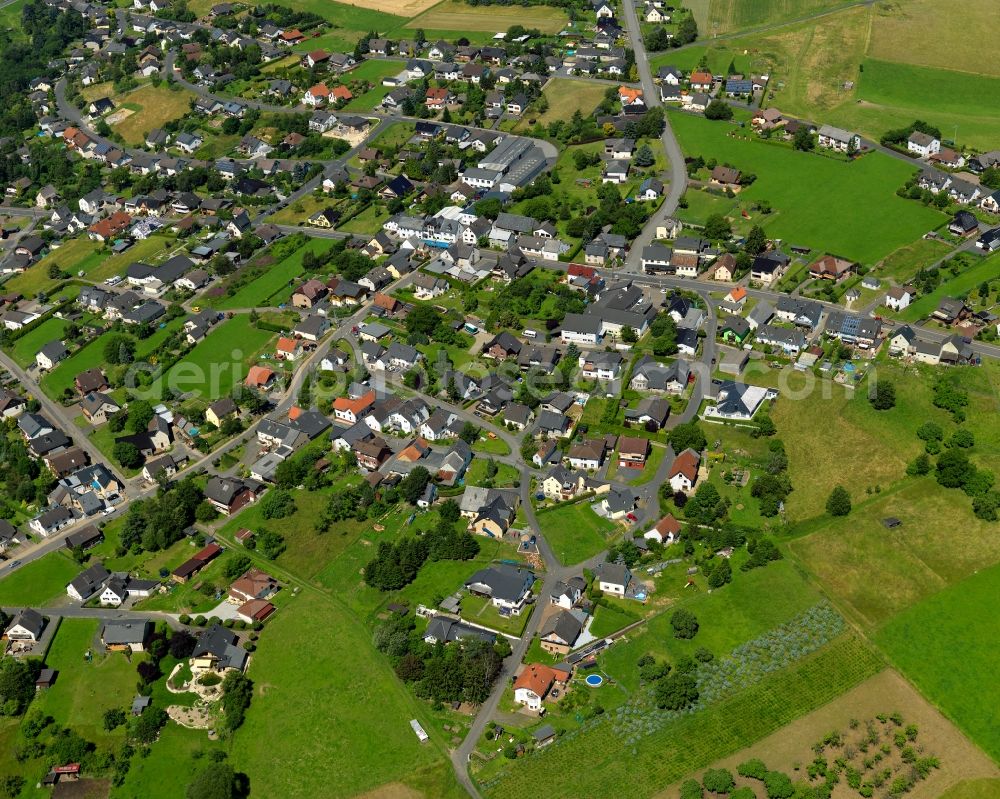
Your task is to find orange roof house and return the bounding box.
[618,86,644,105]
[331,85,353,101]
[513,663,567,709]
[87,211,132,241]
[279,28,304,42]
[244,365,275,389]
[332,390,375,422]
[645,513,681,544]
[276,337,301,359]
[690,70,713,87]
[397,437,431,462]
[237,599,275,623]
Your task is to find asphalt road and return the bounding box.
[619,0,688,273]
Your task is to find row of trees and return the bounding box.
[363,503,479,591]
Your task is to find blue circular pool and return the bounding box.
[585,674,604,687]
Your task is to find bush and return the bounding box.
[703,768,735,794]
[198,673,222,687]
[680,779,703,799]
[738,758,768,780]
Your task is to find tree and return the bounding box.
[186,763,238,799]
[399,466,431,505]
[792,126,815,151]
[113,441,143,469]
[654,671,699,710]
[221,671,253,732]
[906,453,931,476]
[670,608,699,639]
[103,707,127,731]
[259,489,295,519]
[169,630,196,659]
[936,448,973,488]
[704,100,734,120]
[744,225,767,255]
[826,485,852,516]
[707,558,732,588]
[950,428,975,448]
[869,379,896,410]
[669,422,707,453]
[223,554,252,580]
[127,400,154,433]
[633,144,654,167]
[703,213,732,241]
[104,334,136,364]
[703,768,735,794]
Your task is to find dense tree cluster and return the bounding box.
[119,479,203,552]
[0,432,54,515]
[750,439,793,517]
[374,614,504,705]
[363,514,479,591]
[220,672,253,733]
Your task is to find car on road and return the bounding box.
[626,512,638,523]
[8,561,21,569]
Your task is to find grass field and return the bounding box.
[0,550,79,607]
[668,111,945,264]
[698,0,856,36]
[230,590,454,799]
[4,238,103,297]
[165,314,274,399]
[216,238,328,310]
[877,560,1000,764]
[876,237,953,283]
[484,633,882,799]
[940,781,1000,799]
[31,619,140,746]
[535,500,618,565]
[680,668,999,799]
[8,316,69,368]
[403,0,568,33]
[897,251,1000,321]
[868,0,1000,78]
[722,3,1000,149]
[111,84,197,145]
[87,235,178,284]
[269,0,406,32]
[515,79,608,131]
[41,318,182,400]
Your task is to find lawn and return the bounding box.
[471,435,511,456]
[30,619,141,746]
[4,238,102,297]
[461,592,533,637]
[675,188,738,230]
[215,238,328,310]
[876,560,1000,764]
[7,316,68,368]
[668,110,946,264]
[483,633,882,799]
[875,237,953,283]
[0,550,80,607]
[403,0,568,34]
[766,366,921,520]
[269,0,407,39]
[87,235,178,283]
[165,314,274,400]
[111,84,198,145]
[515,79,609,131]
[536,500,618,566]
[465,457,519,487]
[650,45,752,76]
[896,251,1000,322]
[338,203,390,234]
[219,476,375,582]
[229,590,452,799]
[41,320,184,400]
[588,602,640,638]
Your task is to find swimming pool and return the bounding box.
[585,674,603,687]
